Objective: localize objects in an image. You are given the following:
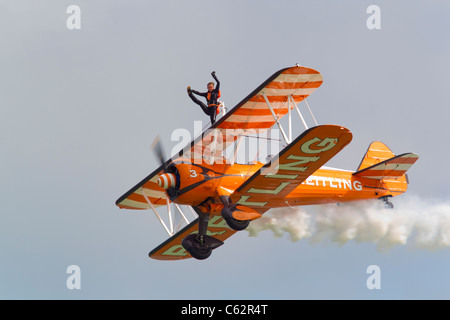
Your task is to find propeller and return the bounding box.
[151,135,168,173]
[152,136,178,190]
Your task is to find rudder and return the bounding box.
[356,141,395,171]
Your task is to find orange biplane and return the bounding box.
[115,65,419,260]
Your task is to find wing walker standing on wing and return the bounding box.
[115,65,419,261]
[187,71,221,126]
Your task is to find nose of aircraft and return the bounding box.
[157,173,176,189]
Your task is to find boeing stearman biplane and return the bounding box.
[115,65,419,260]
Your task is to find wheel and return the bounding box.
[181,234,212,260]
[186,245,212,260]
[224,217,250,231]
[384,201,394,209]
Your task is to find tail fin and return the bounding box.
[356,141,396,171]
[354,141,419,195]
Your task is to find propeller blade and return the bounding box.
[151,135,168,173]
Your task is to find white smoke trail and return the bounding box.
[247,195,450,251]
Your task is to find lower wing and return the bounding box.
[231,125,353,209]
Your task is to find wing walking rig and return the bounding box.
[115,65,419,260]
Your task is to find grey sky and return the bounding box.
[1,1,449,299]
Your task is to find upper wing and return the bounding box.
[178,65,324,163]
[217,65,323,130]
[230,125,353,209]
[116,65,323,209]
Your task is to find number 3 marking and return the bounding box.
[189,170,197,178]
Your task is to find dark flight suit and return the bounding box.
[188,73,220,126]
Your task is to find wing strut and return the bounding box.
[289,95,308,130]
[165,198,174,235]
[230,135,243,166]
[288,95,292,142]
[304,98,318,126]
[141,188,196,237]
[142,188,173,237]
[188,206,199,219]
[174,203,190,225]
[262,91,321,146]
[262,92,290,144]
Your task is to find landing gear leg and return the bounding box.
[380,196,394,209]
[181,206,223,260]
[220,195,250,231]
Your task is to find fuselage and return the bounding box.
[170,159,404,208]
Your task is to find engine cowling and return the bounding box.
[156,163,216,205]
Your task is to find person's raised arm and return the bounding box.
[211,71,220,90]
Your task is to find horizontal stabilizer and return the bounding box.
[353,153,419,180]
